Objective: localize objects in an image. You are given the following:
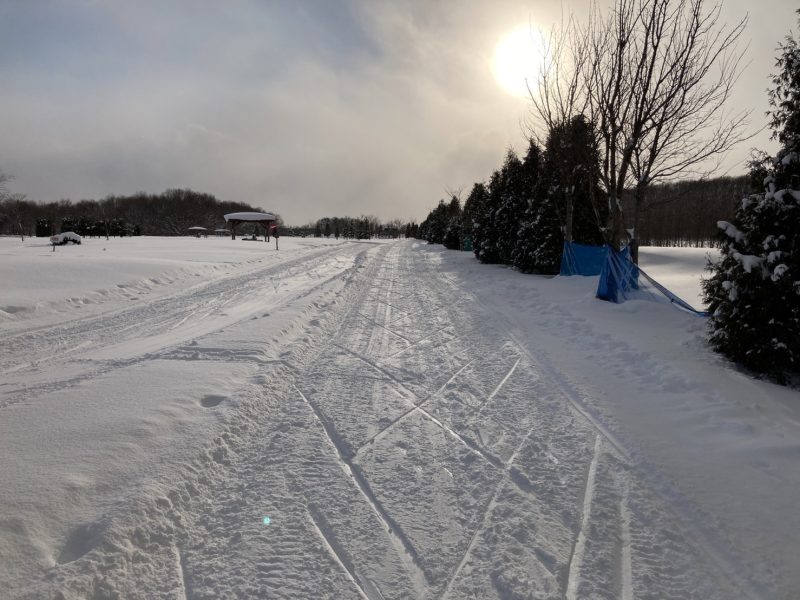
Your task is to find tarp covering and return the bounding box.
[596,245,638,303]
[595,245,708,315]
[559,241,607,276]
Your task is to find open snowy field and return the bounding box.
[1,237,798,599]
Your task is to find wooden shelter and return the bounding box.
[223,212,277,241]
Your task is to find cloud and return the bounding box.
[0,0,791,223]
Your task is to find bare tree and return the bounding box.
[532,0,750,261]
[5,194,30,241]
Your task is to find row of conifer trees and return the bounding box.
[417,115,605,275]
[416,12,799,384]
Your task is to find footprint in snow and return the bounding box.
[201,394,226,408]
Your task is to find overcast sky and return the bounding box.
[0,0,797,224]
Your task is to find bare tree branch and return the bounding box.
[531,0,751,258]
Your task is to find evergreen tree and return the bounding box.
[474,150,527,265]
[703,13,800,382]
[473,168,504,263]
[495,151,527,263]
[442,196,463,250]
[422,200,449,244]
[462,182,487,250]
[511,141,548,273]
[550,116,605,246]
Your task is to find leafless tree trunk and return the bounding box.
[532,0,749,260]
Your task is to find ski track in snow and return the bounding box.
[1,240,778,598]
[565,435,601,600]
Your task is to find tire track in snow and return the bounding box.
[565,434,602,600]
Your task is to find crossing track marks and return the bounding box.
[9,241,764,599]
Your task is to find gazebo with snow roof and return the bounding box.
[223,212,277,241]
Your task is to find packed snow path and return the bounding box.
[1,240,793,598]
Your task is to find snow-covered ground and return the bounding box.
[1,237,797,599]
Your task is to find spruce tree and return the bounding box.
[703,13,800,382]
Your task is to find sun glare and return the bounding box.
[492,24,544,98]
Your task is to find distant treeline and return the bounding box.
[0,189,264,238]
[621,175,750,248]
[0,185,420,241]
[283,216,411,239]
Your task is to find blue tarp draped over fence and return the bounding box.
[559,241,608,276]
[560,240,708,315]
[596,245,639,302]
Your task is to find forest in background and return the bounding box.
[0,185,411,240]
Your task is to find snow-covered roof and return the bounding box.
[187,226,208,230]
[224,212,276,222]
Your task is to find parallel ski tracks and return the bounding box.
[430,254,762,600]
[0,245,368,409]
[0,245,358,373]
[20,241,762,599]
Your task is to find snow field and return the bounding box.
[1,239,798,598]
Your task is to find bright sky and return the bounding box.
[0,0,795,224]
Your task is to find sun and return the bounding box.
[492,24,545,98]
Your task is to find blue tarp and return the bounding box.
[596,245,638,302]
[559,241,608,276]
[561,240,708,315]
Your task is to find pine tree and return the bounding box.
[703,13,800,382]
